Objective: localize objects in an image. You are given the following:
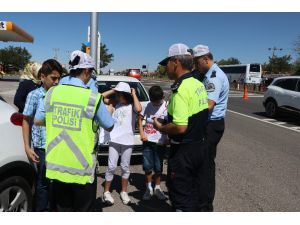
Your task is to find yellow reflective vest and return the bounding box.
[44,85,101,184]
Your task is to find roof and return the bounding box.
[0,21,34,43]
[273,76,300,80]
[96,75,140,82]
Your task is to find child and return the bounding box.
[138,85,168,200]
[102,82,142,205]
[22,59,63,211]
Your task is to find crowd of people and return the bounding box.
[16,42,229,212]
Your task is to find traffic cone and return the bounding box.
[243,84,249,100]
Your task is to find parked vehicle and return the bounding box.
[0,96,35,212]
[263,76,300,118]
[96,75,150,157]
[220,64,262,86]
[127,68,141,80]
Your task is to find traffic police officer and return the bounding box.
[34,50,114,211]
[193,44,229,211]
[154,43,210,211]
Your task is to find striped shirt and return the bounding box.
[23,86,46,149]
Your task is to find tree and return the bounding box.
[218,57,241,65]
[294,35,300,57]
[264,55,293,74]
[292,57,300,75]
[81,43,114,69]
[156,65,167,77]
[0,46,31,73]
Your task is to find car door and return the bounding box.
[280,78,298,109]
[294,78,300,110]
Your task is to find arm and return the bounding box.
[207,99,216,112]
[22,116,39,163]
[102,89,115,105]
[34,97,46,126]
[131,88,142,113]
[153,118,187,135]
[95,100,114,132]
[138,114,147,141]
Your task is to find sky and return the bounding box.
[1,12,300,73]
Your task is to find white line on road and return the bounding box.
[227,110,300,133]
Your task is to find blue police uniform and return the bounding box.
[203,63,229,211]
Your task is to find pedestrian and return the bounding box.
[101,82,142,205]
[138,85,168,201]
[14,62,42,112]
[153,43,210,211]
[34,50,114,212]
[192,44,229,211]
[22,59,63,211]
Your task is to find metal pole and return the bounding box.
[97,31,101,74]
[90,12,98,71]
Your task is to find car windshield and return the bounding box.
[97,81,149,102]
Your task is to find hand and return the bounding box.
[131,88,136,96]
[25,147,40,163]
[153,117,162,131]
[140,135,148,141]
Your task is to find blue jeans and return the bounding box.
[34,148,50,211]
[143,142,165,173]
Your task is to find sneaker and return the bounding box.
[143,188,153,200]
[154,188,167,200]
[102,191,114,205]
[120,191,131,205]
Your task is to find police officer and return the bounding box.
[192,44,229,211]
[153,43,210,211]
[34,50,114,211]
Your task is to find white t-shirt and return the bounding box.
[109,103,136,145]
[142,101,168,144]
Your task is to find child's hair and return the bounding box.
[149,85,164,102]
[40,59,63,76]
[117,92,133,104]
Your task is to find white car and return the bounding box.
[263,76,300,118]
[0,97,35,212]
[96,75,150,156]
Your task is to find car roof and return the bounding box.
[273,76,300,81]
[96,75,140,82]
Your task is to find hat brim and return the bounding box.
[159,57,170,66]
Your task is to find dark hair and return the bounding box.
[149,85,164,102]
[40,59,63,76]
[117,92,133,104]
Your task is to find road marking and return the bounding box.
[227,110,300,133]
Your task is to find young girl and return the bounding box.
[102,82,142,205]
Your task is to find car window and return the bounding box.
[296,79,300,92]
[273,79,297,91]
[97,81,149,102]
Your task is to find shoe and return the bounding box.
[102,191,114,205]
[120,191,131,205]
[143,188,153,200]
[154,188,167,200]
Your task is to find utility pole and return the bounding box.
[53,48,60,61]
[90,13,98,73]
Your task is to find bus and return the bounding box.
[219,64,262,85]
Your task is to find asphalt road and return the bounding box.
[1,77,299,211]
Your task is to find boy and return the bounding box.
[138,85,168,200]
[22,59,63,211]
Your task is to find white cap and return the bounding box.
[159,43,192,66]
[69,50,95,70]
[193,45,210,58]
[113,82,131,93]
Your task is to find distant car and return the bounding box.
[127,68,141,80]
[263,76,300,118]
[96,75,150,157]
[0,96,35,212]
